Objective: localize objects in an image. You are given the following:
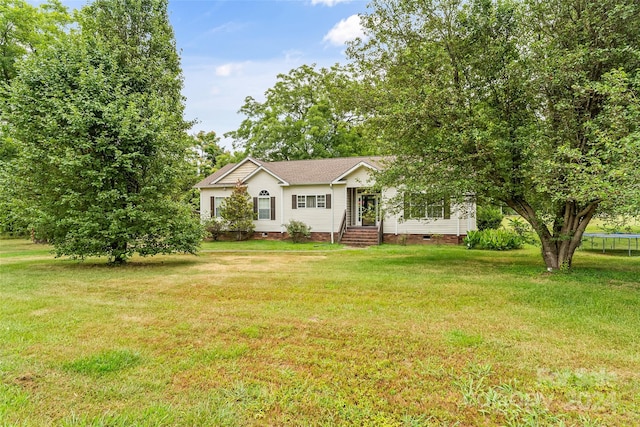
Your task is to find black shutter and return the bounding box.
[210,196,215,218]
[444,196,451,219]
[253,197,258,214]
[325,194,331,209]
[271,197,276,220]
[403,194,410,219]
[292,194,297,209]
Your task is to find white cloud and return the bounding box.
[311,0,350,6]
[323,15,364,46]
[215,62,246,77]
[182,54,328,149]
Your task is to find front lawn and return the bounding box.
[1,239,639,425]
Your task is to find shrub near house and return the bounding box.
[195,156,477,245]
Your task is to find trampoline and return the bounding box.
[582,233,640,256]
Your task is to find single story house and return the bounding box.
[195,156,476,245]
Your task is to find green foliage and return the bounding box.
[0,0,70,236]
[203,217,225,241]
[0,0,70,84]
[3,0,201,263]
[226,64,374,161]
[351,0,640,270]
[464,229,523,251]
[476,206,503,230]
[285,220,311,243]
[508,217,539,245]
[219,182,255,241]
[189,130,223,178]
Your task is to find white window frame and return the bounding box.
[297,195,306,209]
[297,194,325,209]
[406,195,444,219]
[214,197,225,218]
[258,190,271,220]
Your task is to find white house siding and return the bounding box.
[281,184,347,234]
[381,188,477,236]
[341,166,376,188]
[220,161,259,185]
[199,187,234,219]
[246,170,284,233]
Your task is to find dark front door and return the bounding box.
[360,194,378,226]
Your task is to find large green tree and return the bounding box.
[350,0,640,270]
[0,0,69,84]
[226,64,374,161]
[0,0,70,235]
[3,0,201,263]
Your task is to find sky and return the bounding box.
[50,0,370,148]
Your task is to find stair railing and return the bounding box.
[338,210,347,243]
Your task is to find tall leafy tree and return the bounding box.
[0,0,69,235]
[220,182,255,241]
[4,0,201,263]
[226,64,374,161]
[350,0,640,270]
[0,0,69,84]
[191,130,223,177]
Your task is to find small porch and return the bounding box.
[346,187,382,228]
[338,188,384,246]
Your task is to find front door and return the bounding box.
[358,194,378,226]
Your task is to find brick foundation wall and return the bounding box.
[383,234,465,245]
[210,231,465,245]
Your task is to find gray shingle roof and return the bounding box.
[194,156,389,188]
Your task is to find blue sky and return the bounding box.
[170,0,368,146]
[48,0,369,148]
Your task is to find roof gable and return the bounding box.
[195,156,389,188]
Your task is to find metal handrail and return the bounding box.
[338,210,347,243]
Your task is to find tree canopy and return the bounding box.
[0,0,69,84]
[3,0,201,263]
[226,64,375,161]
[350,0,640,270]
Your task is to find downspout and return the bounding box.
[456,202,460,237]
[330,183,335,244]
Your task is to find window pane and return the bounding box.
[427,200,443,218]
[258,197,270,220]
[410,198,425,219]
[317,195,325,208]
[214,197,224,218]
[306,195,316,208]
[297,195,306,208]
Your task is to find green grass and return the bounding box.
[1,239,639,425]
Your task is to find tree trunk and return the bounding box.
[505,199,599,271]
[110,241,128,265]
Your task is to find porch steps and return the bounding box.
[340,227,380,247]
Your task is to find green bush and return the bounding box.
[220,183,255,241]
[476,206,504,230]
[204,218,225,241]
[285,220,311,243]
[464,229,523,251]
[507,217,539,245]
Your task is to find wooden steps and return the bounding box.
[340,227,380,247]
